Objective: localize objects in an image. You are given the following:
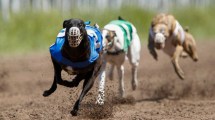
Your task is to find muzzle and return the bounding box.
[67,27,83,47]
[154,33,166,49]
[154,33,165,44]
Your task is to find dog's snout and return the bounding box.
[105,34,110,39]
[69,27,80,36]
[67,27,83,47]
[155,33,165,43]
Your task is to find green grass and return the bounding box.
[172,6,215,39]
[0,6,214,54]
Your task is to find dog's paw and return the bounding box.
[43,90,52,97]
[132,82,137,91]
[70,109,78,116]
[96,93,105,105]
[132,79,138,90]
[153,55,158,61]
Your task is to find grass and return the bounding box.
[0,6,214,54]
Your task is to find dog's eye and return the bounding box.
[160,28,165,33]
[106,34,110,39]
[78,23,83,28]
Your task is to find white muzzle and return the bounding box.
[68,27,82,47]
[154,33,165,44]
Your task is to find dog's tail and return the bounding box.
[118,16,125,21]
[184,26,189,32]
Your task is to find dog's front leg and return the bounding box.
[108,64,114,80]
[96,61,107,105]
[148,34,158,60]
[117,65,125,98]
[171,45,185,80]
[43,59,62,97]
[71,70,95,116]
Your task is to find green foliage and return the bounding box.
[172,6,215,39]
[0,6,214,54]
[0,11,63,54]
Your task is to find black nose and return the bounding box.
[106,35,110,39]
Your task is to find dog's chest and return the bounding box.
[163,38,176,56]
[104,53,126,65]
[64,66,76,75]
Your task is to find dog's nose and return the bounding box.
[105,34,110,39]
[69,27,80,36]
[155,33,165,43]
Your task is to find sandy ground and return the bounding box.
[0,40,215,120]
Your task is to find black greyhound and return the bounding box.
[43,19,103,116]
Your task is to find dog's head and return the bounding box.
[151,14,176,49]
[63,19,87,47]
[102,29,116,51]
[151,23,170,49]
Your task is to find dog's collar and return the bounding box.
[106,49,124,55]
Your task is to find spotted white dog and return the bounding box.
[96,17,141,104]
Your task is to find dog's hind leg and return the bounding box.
[131,64,138,90]
[172,45,185,80]
[128,55,139,90]
[117,65,125,98]
[127,36,140,91]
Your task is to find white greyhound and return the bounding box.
[96,17,141,105]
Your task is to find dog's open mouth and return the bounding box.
[68,27,83,47]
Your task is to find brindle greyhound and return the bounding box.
[43,19,103,116]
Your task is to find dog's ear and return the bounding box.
[63,19,71,28]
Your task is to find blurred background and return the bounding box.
[0,0,215,54]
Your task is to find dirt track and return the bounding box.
[0,40,215,120]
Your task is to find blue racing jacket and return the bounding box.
[50,23,103,69]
